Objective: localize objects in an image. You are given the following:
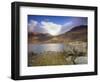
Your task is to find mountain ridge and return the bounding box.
[28,25,87,43]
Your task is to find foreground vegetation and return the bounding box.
[28,42,87,66]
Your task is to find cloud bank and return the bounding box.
[28,19,86,36]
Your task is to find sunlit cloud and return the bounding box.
[28,20,38,32]
[28,20,47,33]
[41,21,62,36]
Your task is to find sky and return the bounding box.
[28,15,87,36]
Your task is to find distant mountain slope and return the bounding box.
[59,25,87,41]
[69,25,87,32]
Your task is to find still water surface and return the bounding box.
[28,43,65,53]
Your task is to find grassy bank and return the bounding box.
[28,52,72,66]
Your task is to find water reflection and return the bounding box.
[28,43,65,53]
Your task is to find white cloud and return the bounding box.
[41,21,75,36]
[59,21,74,34]
[41,21,62,36]
[28,20,38,32]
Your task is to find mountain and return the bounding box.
[28,25,87,43]
[59,25,87,41]
[69,25,87,32]
[28,32,53,43]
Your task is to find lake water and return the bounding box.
[28,43,65,53]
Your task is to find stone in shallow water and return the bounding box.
[75,56,87,64]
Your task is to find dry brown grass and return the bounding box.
[28,52,73,66]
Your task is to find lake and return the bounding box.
[28,43,65,53]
